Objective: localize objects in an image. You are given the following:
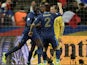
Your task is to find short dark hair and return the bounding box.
[45,4,50,12]
[79,3,84,6]
[52,5,58,10]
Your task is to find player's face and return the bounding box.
[40,5,45,13]
[50,6,57,14]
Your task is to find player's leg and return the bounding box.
[31,28,43,65]
[5,34,29,57]
[43,42,49,65]
[21,44,29,64]
[27,41,36,65]
[2,33,29,64]
[34,38,43,65]
[5,27,30,57]
[51,37,61,65]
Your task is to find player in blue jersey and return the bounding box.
[2,6,43,65]
[29,4,61,65]
[50,3,64,65]
[26,6,43,65]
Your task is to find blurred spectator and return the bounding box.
[1,0,14,15]
[0,1,1,6]
[14,7,27,27]
[0,0,6,3]
[67,0,75,3]
[0,0,14,26]
[0,1,2,26]
[65,1,78,13]
[0,1,1,11]
[11,0,16,10]
[72,1,78,12]
[77,3,87,25]
[63,5,81,28]
[47,0,57,5]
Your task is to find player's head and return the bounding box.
[50,5,58,14]
[44,4,50,12]
[40,2,50,13]
[33,6,40,14]
[40,2,45,13]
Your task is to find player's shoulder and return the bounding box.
[55,16,62,20]
[54,13,62,19]
[27,12,35,18]
[27,12,34,15]
[37,13,43,18]
[56,13,62,16]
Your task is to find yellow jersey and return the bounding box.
[54,16,64,40]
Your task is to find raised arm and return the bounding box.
[57,2,63,15]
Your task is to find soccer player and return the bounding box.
[2,6,43,65]
[42,3,64,65]
[29,4,63,65]
[53,12,64,65]
[50,3,64,65]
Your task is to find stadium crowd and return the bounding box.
[0,0,87,27]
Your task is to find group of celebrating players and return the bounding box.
[2,1,64,65]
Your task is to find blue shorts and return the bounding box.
[31,28,41,40]
[40,32,58,49]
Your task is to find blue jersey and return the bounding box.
[26,12,40,27]
[20,11,41,45]
[34,12,60,36]
[23,12,40,34]
[34,12,61,48]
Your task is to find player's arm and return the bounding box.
[57,2,63,15]
[28,22,35,37]
[26,13,33,27]
[28,15,41,36]
[54,16,64,41]
[35,22,41,27]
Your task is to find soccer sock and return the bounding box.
[28,51,33,63]
[56,50,61,62]
[5,46,20,57]
[33,50,37,57]
[38,54,41,64]
[37,47,43,64]
[43,52,47,63]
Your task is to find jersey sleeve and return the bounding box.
[26,13,33,26]
[54,16,65,40]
